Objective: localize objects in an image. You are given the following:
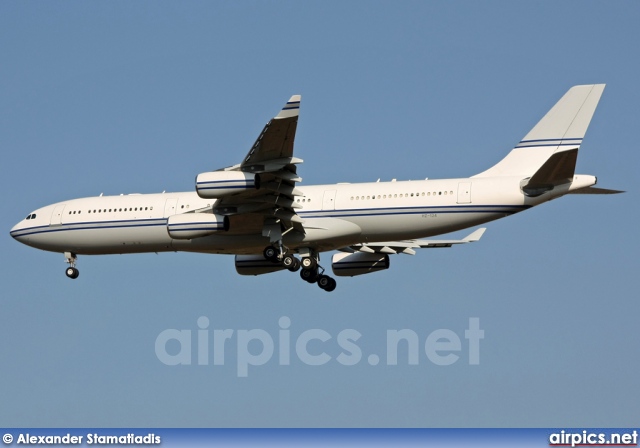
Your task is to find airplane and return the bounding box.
[10,84,622,292]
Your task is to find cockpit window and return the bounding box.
[25,213,36,220]
[26,215,31,220]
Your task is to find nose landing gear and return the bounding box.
[64,252,79,279]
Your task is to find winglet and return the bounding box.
[276,95,301,119]
[463,227,486,242]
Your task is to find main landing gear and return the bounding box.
[263,245,337,292]
[64,252,79,279]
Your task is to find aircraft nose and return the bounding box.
[10,222,21,240]
[10,220,29,242]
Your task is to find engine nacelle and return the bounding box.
[332,252,390,277]
[196,171,258,198]
[167,213,229,240]
[235,255,287,276]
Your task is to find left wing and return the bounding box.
[340,228,487,255]
[211,95,305,236]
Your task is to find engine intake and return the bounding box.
[332,252,390,277]
[167,213,229,240]
[196,171,258,198]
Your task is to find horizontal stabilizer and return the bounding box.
[521,148,578,196]
[566,186,625,195]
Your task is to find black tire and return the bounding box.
[66,267,79,279]
[317,275,330,289]
[284,255,300,272]
[325,278,337,292]
[263,246,278,262]
[300,268,318,283]
[301,257,317,269]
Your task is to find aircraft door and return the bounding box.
[322,190,337,211]
[50,204,66,226]
[457,182,472,204]
[163,198,178,218]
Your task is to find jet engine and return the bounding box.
[167,213,229,239]
[235,255,287,276]
[196,171,258,198]
[331,252,390,277]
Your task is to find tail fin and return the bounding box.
[473,85,605,184]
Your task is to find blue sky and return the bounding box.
[1,1,638,427]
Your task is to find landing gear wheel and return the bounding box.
[317,275,331,289]
[63,252,79,279]
[325,277,337,292]
[317,275,336,291]
[301,257,317,270]
[300,268,319,283]
[283,255,300,272]
[263,245,279,263]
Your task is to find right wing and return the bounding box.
[340,228,487,255]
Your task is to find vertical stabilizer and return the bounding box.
[473,84,605,178]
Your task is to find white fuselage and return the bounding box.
[10,174,579,257]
